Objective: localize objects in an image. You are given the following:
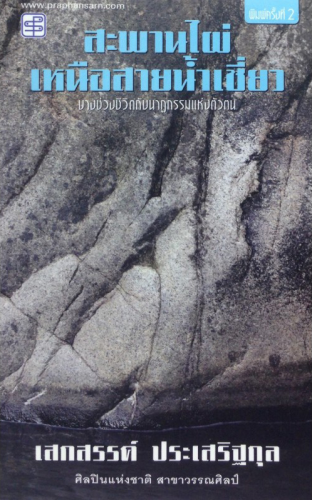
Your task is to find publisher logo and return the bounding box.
[21,13,46,38]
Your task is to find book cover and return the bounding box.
[0,0,311,498]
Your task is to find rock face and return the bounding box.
[0,0,311,428]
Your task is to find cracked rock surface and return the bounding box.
[0,0,311,428]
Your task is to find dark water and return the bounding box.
[1,419,311,500]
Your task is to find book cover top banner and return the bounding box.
[0,0,311,498]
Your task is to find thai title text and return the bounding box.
[31,20,285,93]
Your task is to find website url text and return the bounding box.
[21,3,125,10]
